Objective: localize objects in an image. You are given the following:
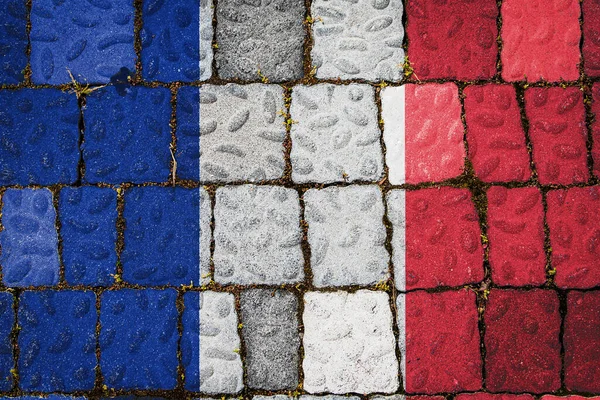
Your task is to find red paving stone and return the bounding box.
[543,396,600,400]
[592,83,600,177]
[456,393,535,400]
[404,290,482,393]
[487,187,546,286]
[406,187,484,289]
[485,289,561,393]
[464,84,531,182]
[524,87,588,185]
[583,0,600,76]
[405,0,498,80]
[547,187,600,289]
[501,0,581,82]
[564,291,600,392]
[405,83,465,184]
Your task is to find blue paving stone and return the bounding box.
[182,292,199,391]
[141,0,200,82]
[30,0,135,84]
[0,89,80,186]
[175,86,199,181]
[0,292,14,391]
[59,187,117,286]
[83,86,172,184]
[1,189,59,287]
[100,289,178,390]
[122,187,199,285]
[0,397,87,399]
[18,290,97,392]
[0,0,27,84]
[101,397,166,400]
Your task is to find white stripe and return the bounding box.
[381,85,406,185]
[387,189,406,291]
[396,293,406,390]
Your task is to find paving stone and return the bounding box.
[182,291,243,393]
[201,0,214,81]
[304,185,388,287]
[303,290,398,394]
[302,397,360,400]
[0,292,14,391]
[18,290,96,392]
[456,394,535,400]
[241,289,299,390]
[387,188,484,291]
[213,185,303,285]
[101,397,166,400]
[176,86,199,180]
[310,0,404,81]
[200,188,211,285]
[524,87,588,185]
[406,0,498,80]
[1,189,59,287]
[464,84,531,182]
[501,0,581,82]
[485,289,561,392]
[583,0,600,76]
[290,84,383,183]
[255,396,293,400]
[214,0,305,82]
[371,396,405,400]
[546,187,600,289]
[0,89,80,186]
[0,0,27,84]
[542,396,600,400]
[83,86,172,184]
[141,0,200,82]
[200,84,286,182]
[1,397,87,400]
[487,187,546,286]
[564,291,600,392]
[397,290,482,393]
[591,83,600,177]
[381,83,465,184]
[100,289,178,389]
[122,187,199,286]
[59,187,117,286]
[30,0,135,84]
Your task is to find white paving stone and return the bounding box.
[304,185,389,287]
[200,187,211,285]
[213,185,304,285]
[303,290,399,394]
[200,291,243,393]
[381,86,406,185]
[200,0,213,81]
[386,190,406,291]
[311,0,405,81]
[200,84,286,182]
[290,84,383,183]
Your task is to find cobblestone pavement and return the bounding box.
[0,0,599,399]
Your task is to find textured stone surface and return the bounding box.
[547,187,600,289]
[182,291,243,393]
[501,0,581,82]
[524,87,588,185]
[303,397,360,400]
[584,0,600,76]
[406,0,498,80]
[0,89,80,186]
[387,188,484,290]
[487,187,546,286]
[303,290,398,394]
[200,84,286,182]
[141,0,200,81]
[456,394,534,400]
[59,187,117,286]
[0,292,14,391]
[290,84,383,183]
[19,291,96,391]
[30,0,135,84]
[241,289,299,390]
[201,0,214,81]
[200,188,211,285]
[464,84,531,182]
[83,86,172,184]
[310,0,404,81]
[1,189,59,287]
[122,187,199,285]
[382,84,465,184]
[0,0,27,83]
[304,185,388,287]
[100,289,178,389]
[215,0,305,82]
[176,86,200,180]
[591,83,600,177]
[485,289,561,392]
[398,290,482,393]
[213,185,303,285]
[564,291,600,392]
